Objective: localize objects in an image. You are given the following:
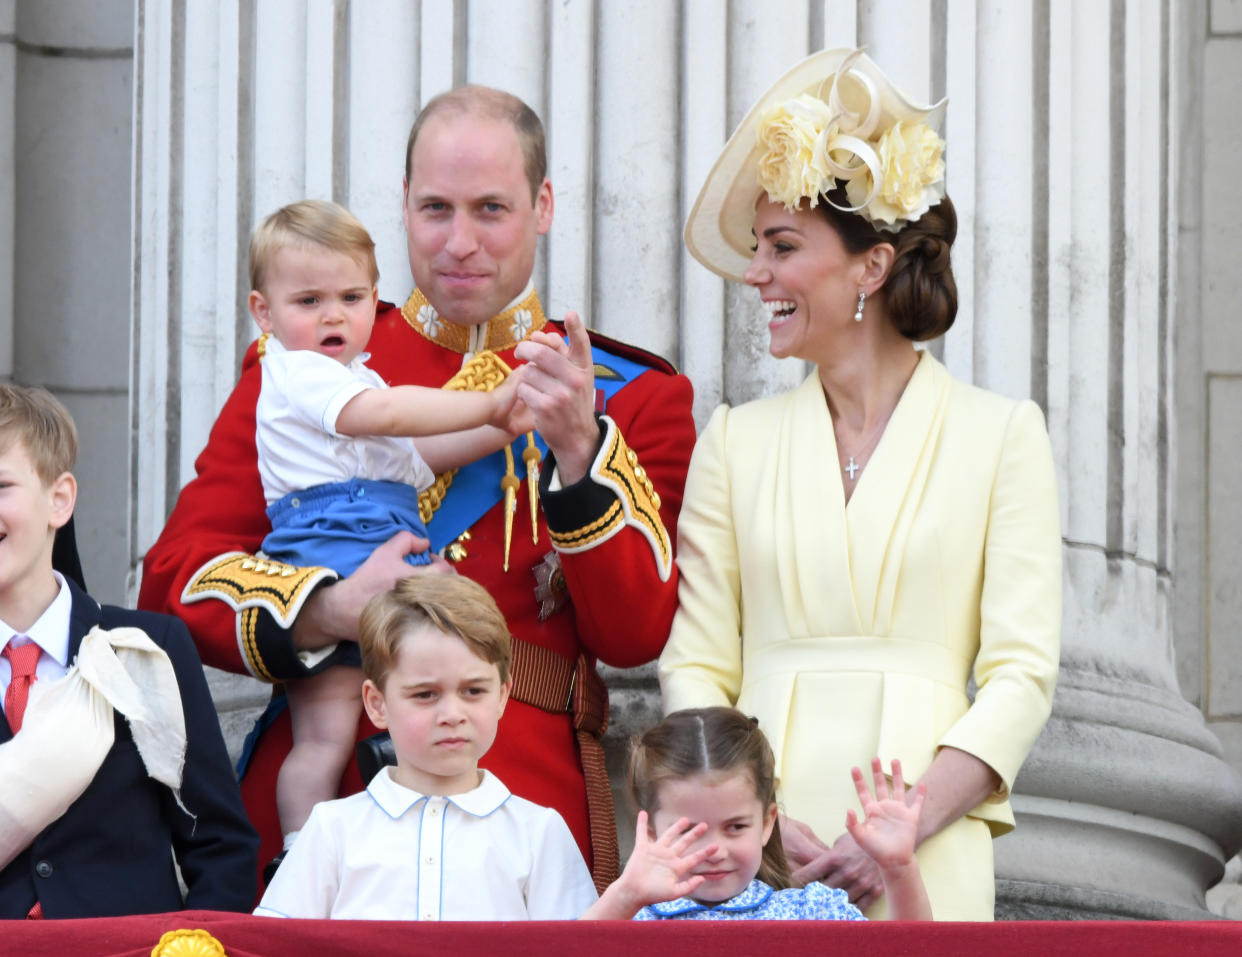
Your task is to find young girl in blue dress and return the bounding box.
[583,707,932,920]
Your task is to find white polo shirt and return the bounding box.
[254,767,598,920]
[256,337,434,504]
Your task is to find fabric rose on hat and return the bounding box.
[845,120,945,227]
[757,94,836,210]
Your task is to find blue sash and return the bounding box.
[424,342,652,551]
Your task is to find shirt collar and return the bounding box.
[647,879,774,917]
[400,282,547,357]
[366,766,511,819]
[0,572,71,666]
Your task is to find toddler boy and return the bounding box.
[254,574,597,919]
[242,200,529,865]
[0,385,258,918]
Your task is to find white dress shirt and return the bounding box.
[256,338,435,504]
[0,572,71,719]
[254,767,598,920]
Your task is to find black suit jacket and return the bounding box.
[0,579,259,917]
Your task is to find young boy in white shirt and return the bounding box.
[237,200,531,870]
[254,573,597,919]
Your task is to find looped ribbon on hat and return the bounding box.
[811,49,885,215]
[756,49,945,231]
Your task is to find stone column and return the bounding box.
[4,0,133,604]
[990,0,1242,919]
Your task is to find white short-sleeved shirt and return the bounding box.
[254,767,598,920]
[256,337,435,504]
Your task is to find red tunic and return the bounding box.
[138,295,696,887]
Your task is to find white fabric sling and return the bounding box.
[0,625,187,870]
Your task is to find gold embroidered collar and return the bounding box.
[400,285,548,355]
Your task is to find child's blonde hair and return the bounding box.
[359,574,512,690]
[248,199,379,293]
[629,707,793,890]
[0,384,78,485]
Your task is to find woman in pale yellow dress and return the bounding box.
[660,49,1062,921]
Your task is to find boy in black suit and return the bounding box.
[0,384,258,918]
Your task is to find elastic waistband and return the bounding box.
[266,478,419,523]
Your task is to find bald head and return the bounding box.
[405,85,547,203]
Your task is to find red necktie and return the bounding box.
[3,640,47,918]
[3,639,41,734]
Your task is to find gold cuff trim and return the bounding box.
[549,500,624,550]
[550,417,673,581]
[182,552,336,679]
[400,287,547,354]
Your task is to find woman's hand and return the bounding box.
[778,813,830,874]
[784,812,880,905]
[580,812,715,920]
[810,831,885,911]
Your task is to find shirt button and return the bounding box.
[422,912,433,920]
[290,497,300,508]
[35,860,53,879]
[425,855,435,864]
[430,806,439,816]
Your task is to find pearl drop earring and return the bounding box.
[854,290,866,322]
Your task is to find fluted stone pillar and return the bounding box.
[990,1,1242,919]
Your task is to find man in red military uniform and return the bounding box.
[138,86,695,894]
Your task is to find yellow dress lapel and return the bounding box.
[845,351,951,634]
[778,372,863,637]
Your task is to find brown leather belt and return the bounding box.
[508,638,618,893]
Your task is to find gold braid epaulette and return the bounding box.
[182,553,336,680]
[416,350,514,525]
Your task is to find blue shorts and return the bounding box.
[263,477,433,575]
[263,479,432,667]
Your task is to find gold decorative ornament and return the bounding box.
[523,436,542,544]
[445,530,472,563]
[150,928,228,957]
[502,445,520,572]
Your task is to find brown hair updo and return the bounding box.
[816,185,958,341]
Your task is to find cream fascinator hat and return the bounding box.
[685,49,949,282]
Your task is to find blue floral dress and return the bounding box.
[634,880,866,921]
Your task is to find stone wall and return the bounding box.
[0,0,133,604]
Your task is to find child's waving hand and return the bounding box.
[581,813,717,920]
[844,758,932,920]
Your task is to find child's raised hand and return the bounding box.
[582,812,717,919]
[844,757,924,872]
[624,812,715,904]
[490,367,536,436]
